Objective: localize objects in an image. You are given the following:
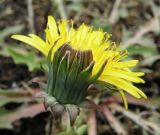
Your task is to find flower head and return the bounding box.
[12,16,147,124]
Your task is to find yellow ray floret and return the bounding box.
[11,16,147,108]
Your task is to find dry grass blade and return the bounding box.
[102,105,127,135]
[110,103,160,134]
[122,18,159,49]
[52,0,68,20]
[0,103,45,128]
[87,111,97,135]
[0,89,32,97]
[109,0,122,24]
[27,0,35,33]
[139,55,160,67]
[0,88,41,98]
[104,96,160,110]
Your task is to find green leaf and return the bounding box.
[91,19,112,33]
[58,128,77,135]
[58,125,87,135]
[67,0,83,12]
[0,25,24,42]
[3,46,47,71]
[118,8,128,18]
[77,125,88,135]
[127,44,158,57]
[137,37,157,47]
[0,108,10,116]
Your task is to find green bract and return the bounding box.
[43,43,100,124]
[47,43,96,104]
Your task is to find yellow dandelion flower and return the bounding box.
[11,16,146,121]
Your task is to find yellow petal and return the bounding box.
[102,69,145,83]
[113,60,139,68]
[58,20,68,42]
[11,35,47,55]
[47,16,59,44]
[99,76,142,98]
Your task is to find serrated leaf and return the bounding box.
[0,25,24,42]
[3,46,47,71]
[127,44,158,57]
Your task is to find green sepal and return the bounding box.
[47,44,63,95]
[54,51,70,101]
[71,61,95,104]
[63,52,81,103]
[46,44,96,105]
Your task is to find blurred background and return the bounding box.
[0,0,160,135]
